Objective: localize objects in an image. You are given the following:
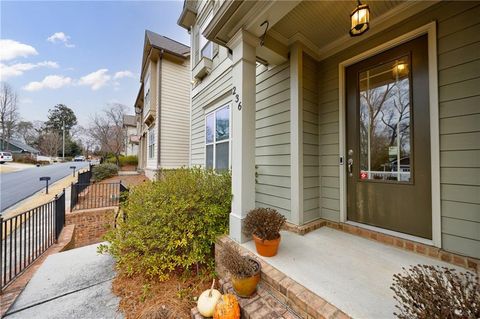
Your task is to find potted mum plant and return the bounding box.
[220,243,261,297]
[243,208,286,257]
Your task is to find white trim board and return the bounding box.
[338,22,441,248]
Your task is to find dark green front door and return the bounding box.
[346,35,432,239]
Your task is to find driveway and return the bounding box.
[0,161,89,212]
[4,243,123,319]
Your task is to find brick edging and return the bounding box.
[216,236,350,319]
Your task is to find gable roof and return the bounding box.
[0,138,40,154]
[123,115,136,127]
[145,30,190,57]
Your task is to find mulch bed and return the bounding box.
[102,174,148,188]
[112,272,215,319]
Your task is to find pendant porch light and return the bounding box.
[350,0,370,37]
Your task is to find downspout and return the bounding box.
[157,49,164,170]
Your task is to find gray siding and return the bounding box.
[437,2,480,258]
[302,53,320,223]
[316,1,480,257]
[190,67,232,166]
[255,63,292,221]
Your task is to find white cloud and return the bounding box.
[78,69,111,90]
[114,70,134,80]
[37,61,59,68]
[23,75,72,91]
[46,32,75,48]
[0,39,38,61]
[0,60,59,79]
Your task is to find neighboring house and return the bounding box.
[122,114,139,157]
[134,30,191,180]
[179,1,479,317]
[0,138,40,156]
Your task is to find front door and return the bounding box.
[346,35,432,239]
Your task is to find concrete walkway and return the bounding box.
[4,243,123,319]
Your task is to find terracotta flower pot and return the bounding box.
[253,234,281,257]
[231,258,261,297]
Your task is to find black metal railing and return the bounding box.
[77,166,93,185]
[70,182,128,211]
[1,191,65,290]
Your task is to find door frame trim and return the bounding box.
[338,21,441,247]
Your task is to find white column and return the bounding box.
[290,43,304,225]
[228,29,258,243]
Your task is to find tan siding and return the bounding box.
[255,63,292,221]
[160,59,191,168]
[315,2,480,257]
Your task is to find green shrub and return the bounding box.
[105,155,138,167]
[92,163,118,181]
[121,155,138,166]
[99,167,231,280]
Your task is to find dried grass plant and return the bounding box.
[243,208,286,240]
[220,243,258,278]
[391,264,479,319]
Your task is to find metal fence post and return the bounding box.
[0,216,3,288]
[55,191,65,242]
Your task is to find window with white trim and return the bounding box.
[200,13,214,60]
[148,127,155,159]
[205,105,230,170]
[144,71,151,114]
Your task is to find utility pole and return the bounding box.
[62,120,65,162]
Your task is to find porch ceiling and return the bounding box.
[269,0,411,59]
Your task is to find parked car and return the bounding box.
[74,155,86,162]
[0,152,13,164]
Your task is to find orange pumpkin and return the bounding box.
[213,294,240,319]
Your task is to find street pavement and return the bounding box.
[0,161,89,213]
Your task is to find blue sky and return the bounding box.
[0,0,189,126]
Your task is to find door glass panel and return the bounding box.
[359,56,412,182]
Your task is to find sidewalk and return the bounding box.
[4,243,122,319]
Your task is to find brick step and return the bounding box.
[215,236,350,319]
[191,279,301,319]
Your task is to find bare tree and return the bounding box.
[89,103,126,165]
[37,131,62,157]
[74,125,97,159]
[0,82,19,150]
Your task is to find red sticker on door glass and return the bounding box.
[360,171,368,180]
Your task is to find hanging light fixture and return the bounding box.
[350,0,370,37]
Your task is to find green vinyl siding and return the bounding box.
[315,1,480,258]
[255,63,292,221]
[302,53,320,223]
[190,66,232,166]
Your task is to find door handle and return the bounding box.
[348,158,353,176]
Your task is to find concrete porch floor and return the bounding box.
[242,227,467,319]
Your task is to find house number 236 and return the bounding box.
[231,86,242,110]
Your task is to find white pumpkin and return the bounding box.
[197,280,221,317]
